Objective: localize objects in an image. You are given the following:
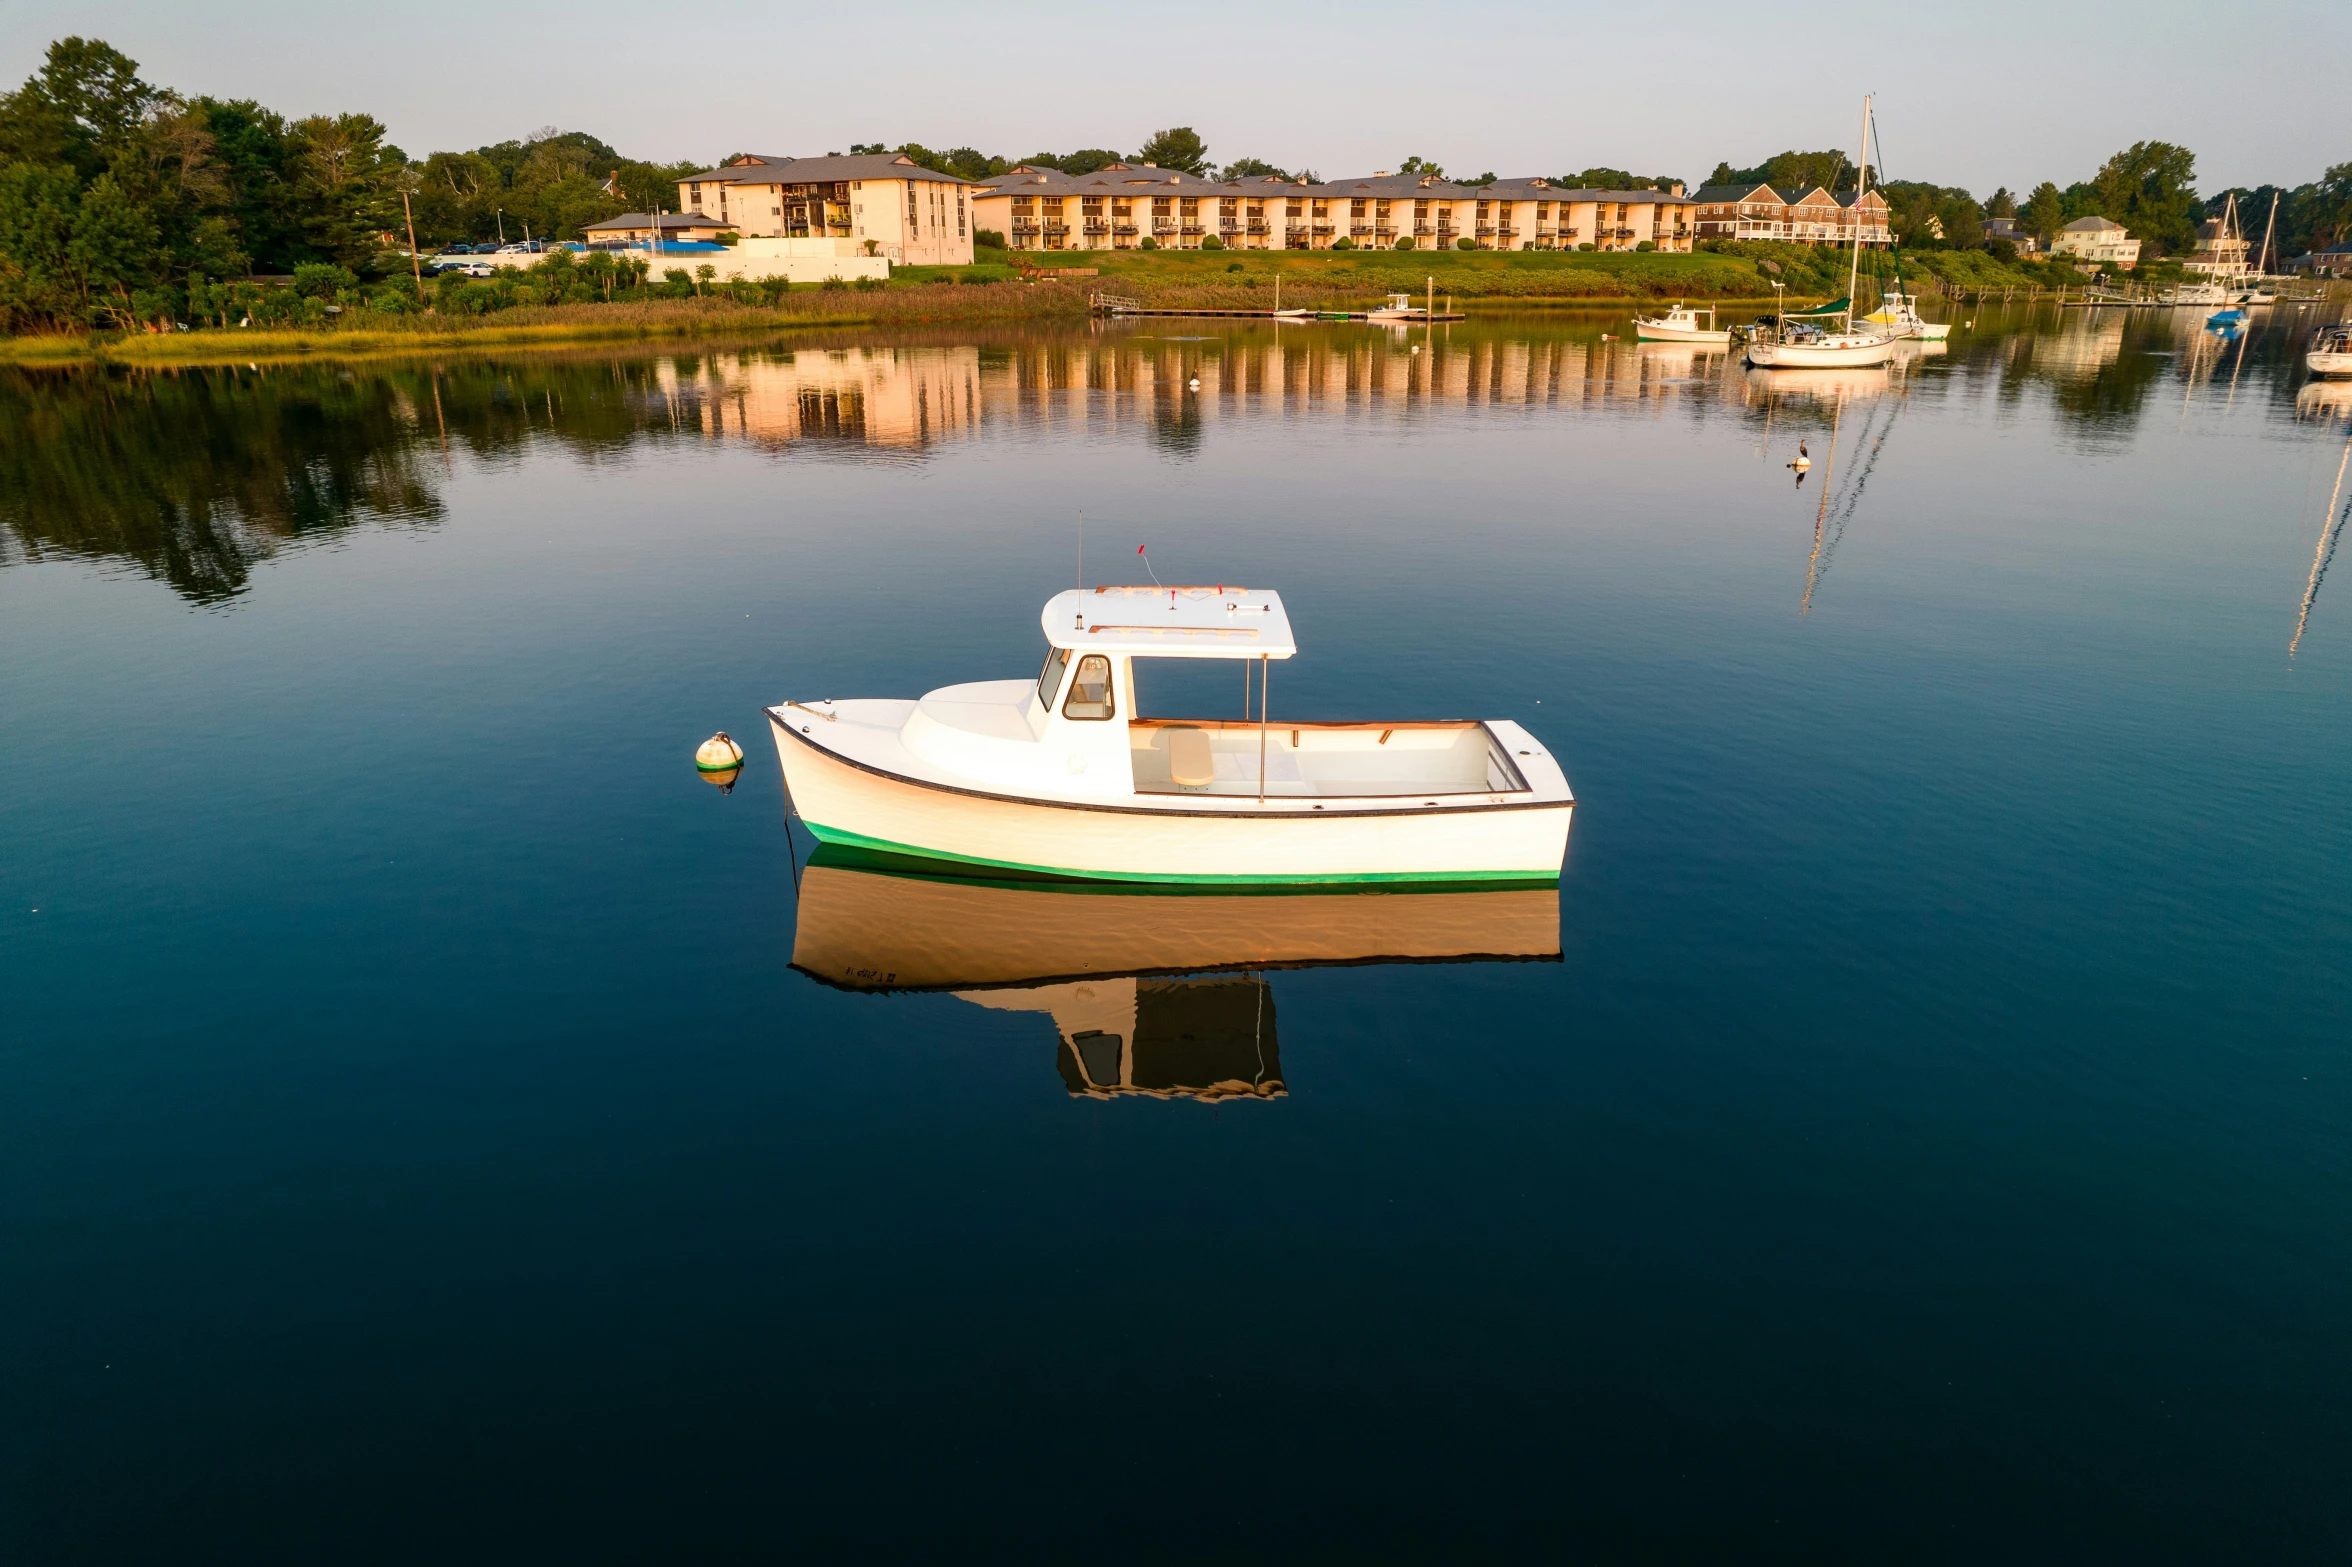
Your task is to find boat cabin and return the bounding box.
[969,586,1529,803]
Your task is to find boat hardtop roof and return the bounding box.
[1043,585,1297,659]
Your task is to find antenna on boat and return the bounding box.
[1137,543,1162,587]
[1077,509,1083,591]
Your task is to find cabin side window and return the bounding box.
[1036,645,1071,710]
[1061,654,1115,720]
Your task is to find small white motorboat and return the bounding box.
[766,587,1574,885]
[2163,282,2230,307]
[1367,292,1426,322]
[2307,322,2352,377]
[1633,303,1730,345]
[1858,293,1952,341]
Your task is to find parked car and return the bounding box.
[461,262,497,278]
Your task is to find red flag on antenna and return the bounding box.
[1137,544,1146,553]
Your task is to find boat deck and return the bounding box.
[1128,719,1524,799]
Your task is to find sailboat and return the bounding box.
[1748,96,1900,369]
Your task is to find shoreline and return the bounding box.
[4,290,1805,369]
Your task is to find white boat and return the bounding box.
[1633,303,1730,345]
[1366,293,1424,322]
[2162,282,2230,307]
[765,587,1574,886]
[1859,292,1952,341]
[2307,322,2352,378]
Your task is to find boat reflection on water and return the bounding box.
[2298,379,2352,422]
[1742,365,1889,405]
[789,847,1561,1100]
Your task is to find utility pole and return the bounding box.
[401,185,426,304]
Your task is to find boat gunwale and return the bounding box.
[766,707,1574,820]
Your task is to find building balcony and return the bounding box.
[1245,222,1269,234]
[1113,223,1138,235]
[1180,224,1205,235]
[1152,221,1177,234]
[1082,221,1109,234]
[1041,223,1069,235]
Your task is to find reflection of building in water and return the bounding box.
[961,974,1283,1101]
[633,328,1745,457]
[647,347,984,449]
[789,848,1560,1099]
[2031,315,2127,379]
[977,327,1730,437]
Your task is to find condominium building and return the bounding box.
[672,153,975,265]
[582,211,738,245]
[2050,216,2140,270]
[970,165,1696,253]
[1688,182,1892,246]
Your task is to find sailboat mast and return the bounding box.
[1847,93,1871,323]
[2257,191,2279,277]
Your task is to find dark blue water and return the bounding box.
[5,309,2350,1561]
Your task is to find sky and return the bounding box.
[4,0,2344,196]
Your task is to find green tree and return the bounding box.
[2020,181,2064,240]
[68,171,163,325]
[1986,186,2016,218]
[0,36,158,175]
[1398,155,1445,179]
[1135,126,1208,175]
[1221,157,1293,181]
[2087,140,2198,255]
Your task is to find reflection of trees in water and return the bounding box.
[0,365,444,603]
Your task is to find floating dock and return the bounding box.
[1089,294,1464,323]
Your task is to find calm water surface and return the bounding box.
[4,306,2350,1561]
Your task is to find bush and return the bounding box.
[1577,242,1595,252]
[821,275,848,290]
[1139,236,1158,250]
[292,262,359,299]
[1635,240,1655,252]
[1395,236,1415,251]
[1227,261,1243,272]
[853,275,884,291]
[1456,236,1477,251]
[1200,234,1224,250]
[974,228,1007,249]
[1985,238,2019,264]
[1332,236,1353,250]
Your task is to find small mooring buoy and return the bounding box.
[1188,376,1200,390]
[696,731,745,792]
[1789,439,1811,472]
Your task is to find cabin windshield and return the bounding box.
[1036,645,1071,709]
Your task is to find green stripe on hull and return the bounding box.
[799,823,1561,887]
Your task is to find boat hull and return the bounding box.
[770,715,1571,885]
[1746,337,1899,368]
[2309,350,2352,377]
[1634,323,1731,345]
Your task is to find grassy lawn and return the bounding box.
[988,244,1786,304]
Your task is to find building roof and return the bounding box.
[971,166,1695,205]
[582,210,733,232]
[1689,182,1783,204]
[2060,215,2123,232]
[681,153,976,186]
[1044,587,1297,660]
